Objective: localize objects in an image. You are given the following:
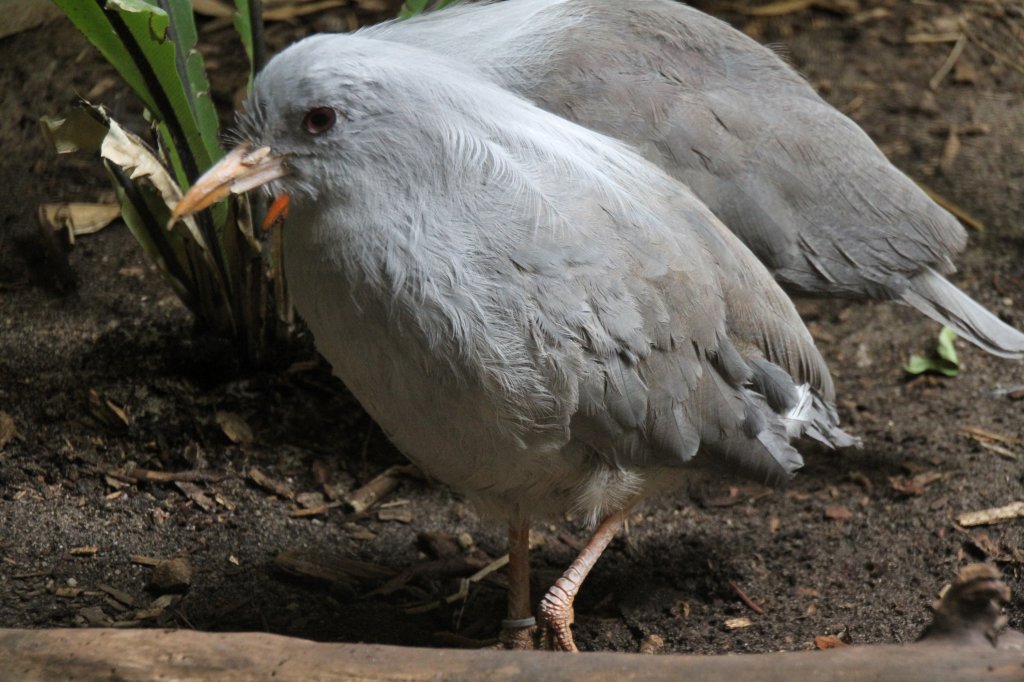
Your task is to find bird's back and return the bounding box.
[365,0,966,301]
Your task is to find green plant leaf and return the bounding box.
[905,327,960,377]
[936,326,958,365]
[51,0,156,113]
[233,0,265,85]
[399,0,461,19]
[56,1,222,181]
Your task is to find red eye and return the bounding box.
[303,107,336,134]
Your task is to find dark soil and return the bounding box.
[1,0,1022,656]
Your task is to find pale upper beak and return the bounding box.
[170,143,289,224]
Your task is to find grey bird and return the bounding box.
[361,0,1024,358]
[173,34,853,650]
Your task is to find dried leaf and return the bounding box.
[88,389,130,428]
[215,411,254,444]
[889,472,944,497]
[815,634,851,649]
[38,202,120,243]
[824,505,853,522]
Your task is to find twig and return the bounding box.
[728,581,766,616]
[929,33,967,90]
[915,182,985,231]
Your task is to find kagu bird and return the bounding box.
[363,0,1024,358]
[173,35,853,650]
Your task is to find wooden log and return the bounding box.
[1,627,1022,682]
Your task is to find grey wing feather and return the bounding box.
[370,0,1024,357]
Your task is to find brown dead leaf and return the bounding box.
[215,411,254,444]
[0,411,15,451]
[824,505,853,522]
[815,634,850,649]
[889,472,944,497]
[88,389,129,428]
[38,202,120,244]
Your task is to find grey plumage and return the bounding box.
[231,34,851,522]
[363,0,1024,358]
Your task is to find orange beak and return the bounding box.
[170,143,290,226]
[262,193,291,232]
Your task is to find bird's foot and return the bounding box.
[537,586,578,652]
[499,617,538,650]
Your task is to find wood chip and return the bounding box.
[79,606,110,625]
[378,508,414,523]
[346,465,417,513]
[288,501,345,518]
[957,502,1024,527]
[55,586,82,598]
[960,426,1020,445]
[976,441,1019,461]
[639,633,665,655]
[724,617,753,630]
[69,546,98,556]
[106,467,226,485]
[98,584,139,608]
[214,494,237,511]
[175,481,216,513]
[296,492,326,509]
[248,467,294,500]
[824,505,853,522]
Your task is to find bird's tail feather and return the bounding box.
[902,268,1024,360]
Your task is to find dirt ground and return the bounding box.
[1,0,1023,656]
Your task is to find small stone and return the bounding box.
[150,557,193,592]
[456,532,474,550]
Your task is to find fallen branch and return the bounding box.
[1,627,1021,682]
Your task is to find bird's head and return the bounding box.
[171,34,479,227]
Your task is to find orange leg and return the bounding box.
[537,509,629,652]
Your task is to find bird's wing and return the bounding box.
[530,0,966,300]
[505,173,836,486]
[374,0,965,300]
